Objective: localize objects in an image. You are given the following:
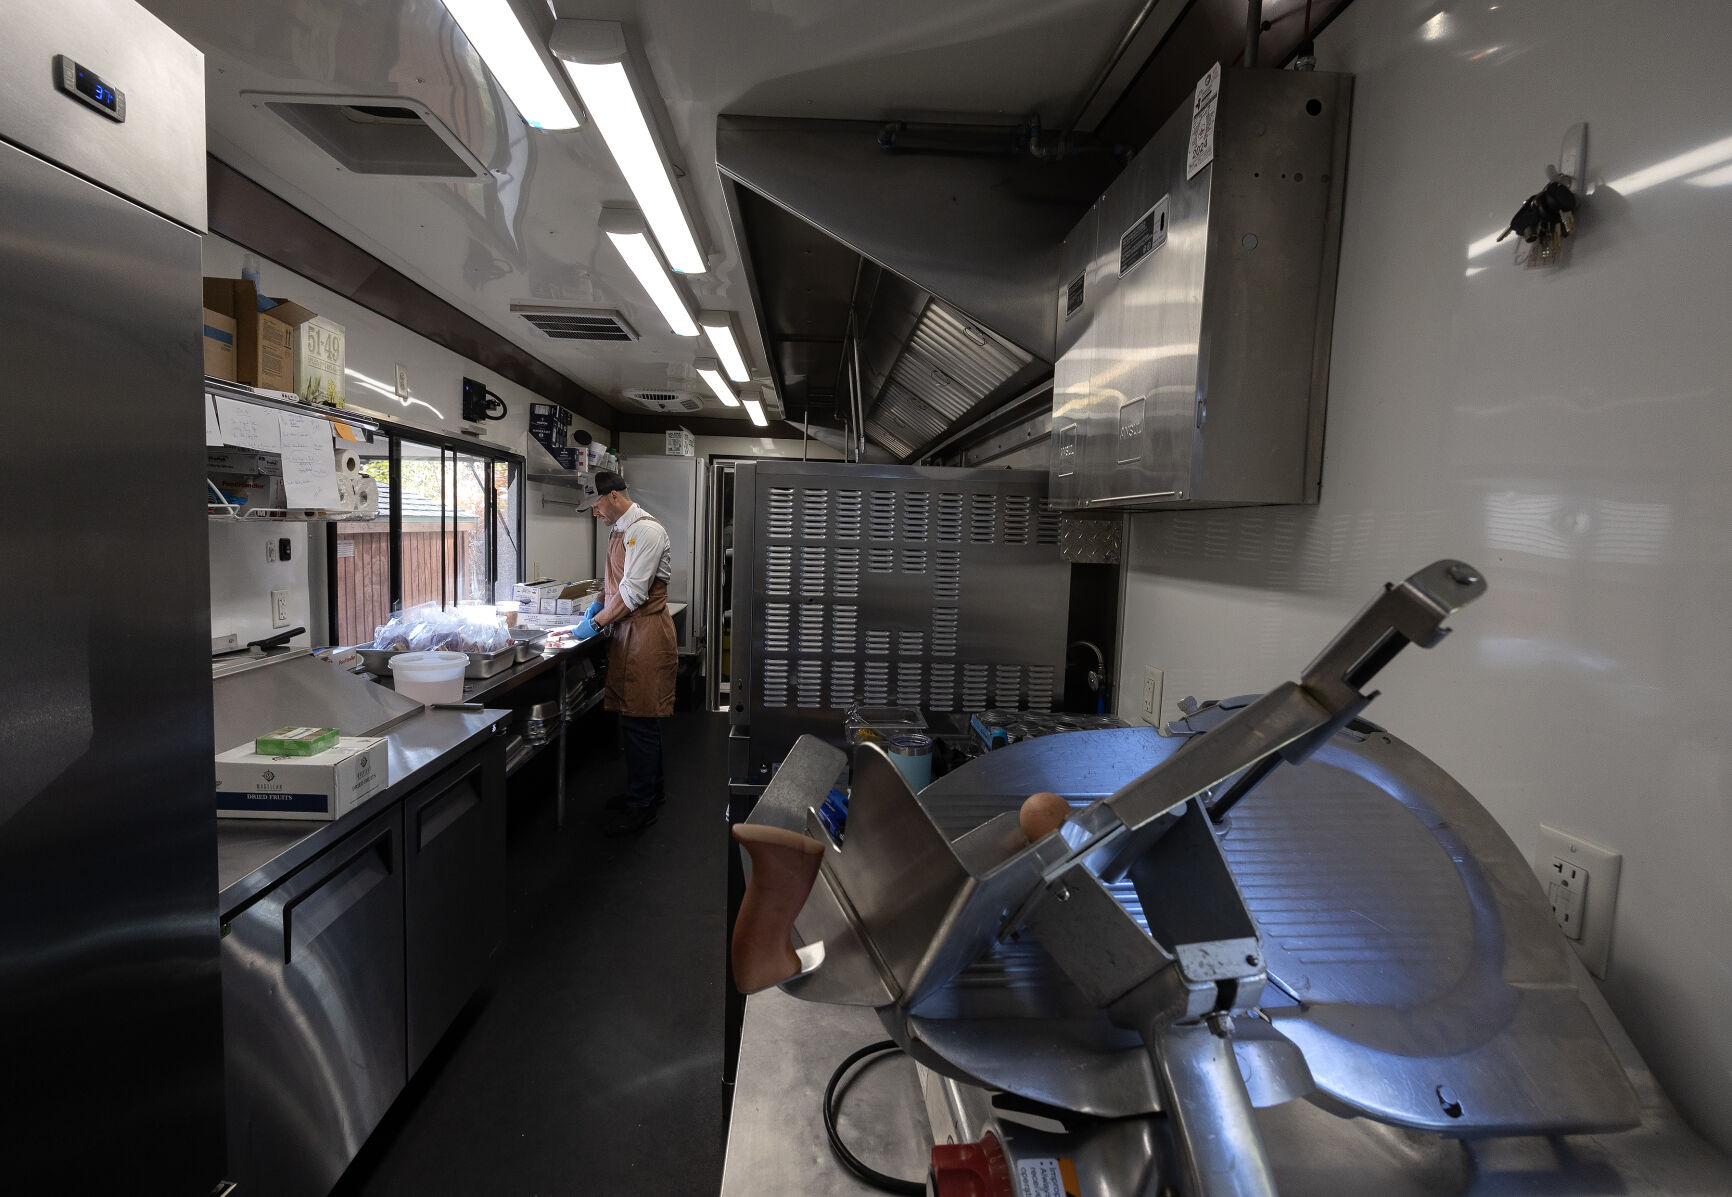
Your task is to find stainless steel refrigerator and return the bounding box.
[0,2,224,1188]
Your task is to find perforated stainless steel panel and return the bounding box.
[731,463,1067,770]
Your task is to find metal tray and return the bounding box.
[464,645,517,678]
[358,643,517,678]
[510,628,549,663]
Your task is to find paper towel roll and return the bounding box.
[333,446,361,475]
[355,475,379,516]
[334,474,360,510]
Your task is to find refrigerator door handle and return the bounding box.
[283,826,396,964]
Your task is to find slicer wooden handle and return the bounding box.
[731,824,825,993]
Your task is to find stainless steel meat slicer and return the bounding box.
[730,561,1731,1196]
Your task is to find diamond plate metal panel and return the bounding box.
[1058,513,1123,563]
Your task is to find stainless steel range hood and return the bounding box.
[717,115,1114,459]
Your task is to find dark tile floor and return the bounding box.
[332,709,730,1197]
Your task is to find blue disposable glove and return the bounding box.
[574,615,602,640]
[584,599,604,619]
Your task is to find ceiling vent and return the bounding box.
[626,390,703,414]
[511,304,638,342]
[245,92,486,178]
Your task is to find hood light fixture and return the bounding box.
[698,312,751,382]
[435,0,580,130]
[552,20,705,273]
[695,357,739,407]
[599,208,697,337]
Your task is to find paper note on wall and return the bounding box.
[205,395,223,446]
[279,411,341,510]
[214,396,282,452]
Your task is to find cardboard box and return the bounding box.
[514,580,565,607]
[206,448,283,476]
[519,612,578,630]
[216,736,387,821]
[203,308,237,381]
[295,315,346,407]
[203,278,318,392]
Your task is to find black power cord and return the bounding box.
[823,1041,925,1194]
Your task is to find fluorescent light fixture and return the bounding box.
[742,395,768,428]
[600,208,698,336]
[695,357,739,407]
[551,21,705,273]
[436,0,579,130]
[699,312,750,382]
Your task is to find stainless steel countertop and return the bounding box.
[721,988,930,1196]
[725,975,1732,1195]
[216,707,508,915]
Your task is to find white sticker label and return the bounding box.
[1186,61,1222,180]
[1017,1158,1068,1197]
[1193,60,1222,114]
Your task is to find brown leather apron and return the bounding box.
[602,520,677,717]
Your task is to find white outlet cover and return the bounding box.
[270,588,291,629]
[1532,824,1621,978]
[1143,666,1163,725]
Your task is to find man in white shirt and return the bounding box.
[576,471,677,835]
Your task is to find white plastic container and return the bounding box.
[388,650,467,705]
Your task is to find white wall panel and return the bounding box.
[1116,0,1732,1150]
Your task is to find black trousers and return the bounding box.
[620,715,664,809]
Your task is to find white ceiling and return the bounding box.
[140,0,1146,421]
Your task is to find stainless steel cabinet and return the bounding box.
[1050,68,1352,510]
[405,746,507,1072]
[223,808,407,1197]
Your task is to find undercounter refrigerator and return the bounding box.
[0,2,224,1189]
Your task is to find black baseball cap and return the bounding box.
[593,470,628,495]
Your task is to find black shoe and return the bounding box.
[604,805,658,836]
[606,791,665,811]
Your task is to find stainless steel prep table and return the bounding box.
[722,987,931,1196]
[373,632,611,828]
[217,706,509,914]
[724,960,1732,1196]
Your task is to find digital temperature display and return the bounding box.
[76,66,117,111]
[54,55,126,123]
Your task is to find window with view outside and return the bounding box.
[399,443,479,615]
[329,436,522,647]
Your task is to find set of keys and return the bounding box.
[1497,171,1579,267]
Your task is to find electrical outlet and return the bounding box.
[1532,825,1620,977]
[270,588,290,628]
[1546,857,1587,940]
[264,539,276,563]
[1142,666,1163,724]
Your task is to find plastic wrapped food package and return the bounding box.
[371,602,510,654]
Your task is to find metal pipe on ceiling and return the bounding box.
[1063,0,1165,141]
[1246,0,1264,67]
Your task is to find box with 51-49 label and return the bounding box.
[216,736,387,820]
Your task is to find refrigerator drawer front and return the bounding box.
[405,745,507,1072]
[223,808,407,1197]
